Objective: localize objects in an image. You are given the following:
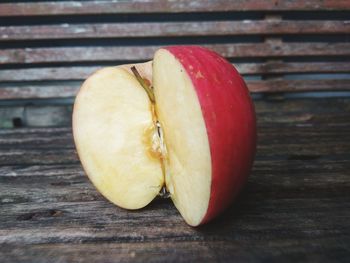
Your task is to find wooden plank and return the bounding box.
[1,106,350,163]
[0,106,72,128]
[1,79,349,100]
[1,239,350,263]
[3,122,350,148]
[1,43,350,65]
[2,62,350,82]
[256,101,350,126]
[0,127,73,147]
[6,195,347,244]
[0,157,349,203]
[0,83,80,99]
[1,20,349,41]
[2,123,350,153]
[0,97,350,131]
[0,66,100,81]
[0,99,349,263]
[1,125,349,165]
[0,174,349,240]
[0,99,349,262]
[248,79,350,92]
[0,148,78,166]
[25,105,72,127]
[0,107,23,128]
[236,61,350,75]
[0,241,288,262]
[1,128,349,164]
[0,0,349,17]
[0,98,349,129]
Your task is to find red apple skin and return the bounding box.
[165,46,256,224]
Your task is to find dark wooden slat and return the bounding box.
[0,242,280,263]
[0,106,73,129]
[1,62,349,82]
[255,97,350,123]
[236,61,350,75]
[1,79,349,100]
[1,43,350,65]
[0,148,78,166]
[1,98,349,129]
[0,106,72,128]
[248,79,350,92]
[257,110,350,127]
[1,97,349,129]
[213,43,350,58]
[1,239,350,263]
[0,126,71,135]
[0,107,23,128]
[0,127,73,146]
[0,0,349,17]
[0,66,101,81]
[0,83,80,99]
[1,20,349,41]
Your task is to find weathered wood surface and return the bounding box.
[1,62,350,82]
[248,79,350,93]
[0,1,349,101]
[1,20,349,41]
[0,83,80,100]
[1,79,349,101]
[0,0,349,17]
[0,97,347,129]
[0,98,350,262]
[2,43,350,64]
[0,105,72,128]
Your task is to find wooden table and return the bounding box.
[1,97,349,262]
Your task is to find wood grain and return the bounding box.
[0,83,80,99]
[1,124,349,166]
[1,97,350,129]
[0,98,349,262]
[248,79,350,92]
[0,0,349,17]
[1,79,349,100]
[236,61,350,75]
[1,239,349,263]
[1,43,350,64]
[2,62,350,82]
[1,20,349,41]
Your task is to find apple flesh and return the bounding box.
[73,46,256,226]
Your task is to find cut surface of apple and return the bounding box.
[73,63,164,209]
[153,49,212,226]
[73,46,256,226]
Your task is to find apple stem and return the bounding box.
[131,66,155,103]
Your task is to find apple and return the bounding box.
[73,46,256,226]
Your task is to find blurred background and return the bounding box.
[0,0,349,128]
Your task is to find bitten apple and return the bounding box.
[73,46,256,226]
